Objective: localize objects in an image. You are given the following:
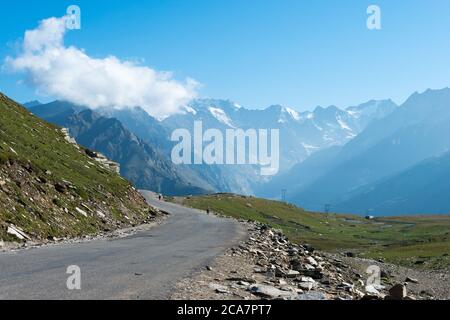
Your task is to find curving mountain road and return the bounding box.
[0,191,245,299]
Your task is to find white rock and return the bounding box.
[209,283,230,294]
[296,291,327,300]
[75,207,88,217]
[96,211,106,218]
[286,270,300,278]
[306,256,318,266]
[7,225,30,240]
[300,276,316,283]
[365,285,380,295]
[249,284,296,299]
[298,282,315,291]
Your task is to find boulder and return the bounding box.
[286,270,300,278]
[209,283,230,294]
[388,284,407,300]
[365,285,380,296]
[249,284,295,299]
[7,224,30,240]
[296,291,327,300]
[298,282,316,291]
[405,277,419,284]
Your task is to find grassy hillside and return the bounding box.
[0,92,157,242]
[178,194,450,270]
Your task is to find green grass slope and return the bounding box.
[0,93,157,242]
[179,194,450,270]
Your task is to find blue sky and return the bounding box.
[2,0,450,111]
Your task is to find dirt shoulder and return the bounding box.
[171,215,449,300]
[0,210,167,253]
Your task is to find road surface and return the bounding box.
[0,191,245,299]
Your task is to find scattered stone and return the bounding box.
[206,266,213,271]
[249,284,295,299]
[365,285,380,296]
[344,251,355,257]
[298,282,316,291]
[54,182,67,193]
[405,277,419,284]
[285,270,300,278]
[174,219,434,301]
[209,283,230,294]
[300,276,316,283]
[7,224,30,240]
[96,210,106,218]
[388,284,407,300]
[306,256,318,266]
[75,207,88,217]
[297,291,327,300]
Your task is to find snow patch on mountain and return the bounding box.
[208,107,235,127]
[302,142,319,155]
[183,105,197,115]
[284,107,301,121]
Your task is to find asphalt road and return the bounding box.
[0,191,245,299]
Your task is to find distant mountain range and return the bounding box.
[27,97,395,197]
[266,88,450,216]
[24,88,450,216]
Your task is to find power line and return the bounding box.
[281,189,287,202]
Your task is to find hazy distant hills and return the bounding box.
[333,150,450,215]
[280,88,450,215]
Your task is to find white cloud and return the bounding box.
[5,16,199,119]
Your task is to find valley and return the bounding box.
[174,194,450,270]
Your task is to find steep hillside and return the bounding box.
[0,93,157,242]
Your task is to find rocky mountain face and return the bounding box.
[0,93,158,242]
[167,98,397,171]
[26,97,397,196]
[282,88,450,215]
[29,103,211,196]
[160,98,396,194]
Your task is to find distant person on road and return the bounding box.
[206,208,210,214]
[158,194,162,201]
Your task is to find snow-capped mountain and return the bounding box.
[163,98,397,171]
[156,98,397,194]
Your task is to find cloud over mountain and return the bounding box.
[5,16,198,119]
